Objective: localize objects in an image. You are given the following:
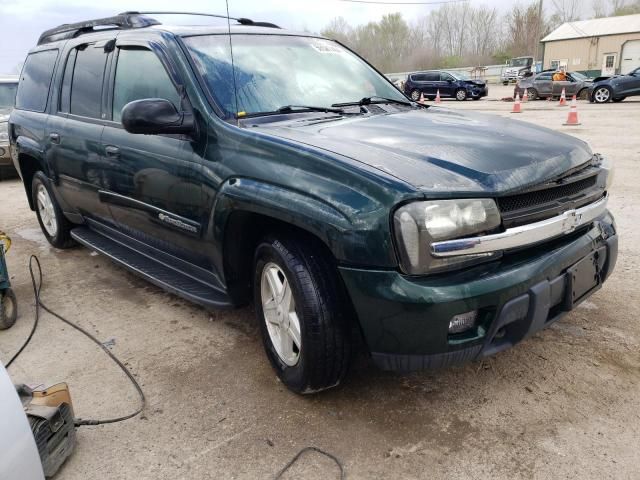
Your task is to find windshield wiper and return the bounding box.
[332,96,413,108]
[239,105,346,119]
[278,105,345,114]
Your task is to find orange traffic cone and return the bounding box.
[558,88,567,106]
[512,92,522,113]
[435,89,441,104]
[563,95,581,125]
[523,88,529,102]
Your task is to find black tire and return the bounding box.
[31,172,75,249]
[502,81,509,86]
[455,89,467,101]
[0,288,17,330]
[577,88,589,100]
[254,234,351,394]
[612,97,625,103]
[527,88,538,101]
[410,89,421,101]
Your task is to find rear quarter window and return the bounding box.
[15,49,59,112]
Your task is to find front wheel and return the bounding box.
[577,88,589,100]
[455,89,468,101]
[31,172,75,249]
[527,88,538,101]
[0,288,17,330]
[254,234,351,394]
[592,86,612,103]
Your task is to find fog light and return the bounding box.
[448,310,478,334]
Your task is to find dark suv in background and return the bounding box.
[10,13,617,394]
[404,70,488,101]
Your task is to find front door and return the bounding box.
[439,72,457,97]
[602,54,617,76]
[100,44,206,264]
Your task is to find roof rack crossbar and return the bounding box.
[122,11,281,29]
[37,11,281,45]
[37,13,160,45]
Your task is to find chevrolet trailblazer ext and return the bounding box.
[10,13,617,393]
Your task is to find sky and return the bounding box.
[0,0,567,74]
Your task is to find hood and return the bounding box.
[464,79,486,86]
[251,108,592,195]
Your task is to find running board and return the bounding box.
[70,226,233,309]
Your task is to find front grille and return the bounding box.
[497,171,603,229]
[497,175,598,213]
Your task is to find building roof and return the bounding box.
[541,13,640,42]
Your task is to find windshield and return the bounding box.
[570,71,587,81]
[509,58,531,68]
[449,71,470,80]
[0,83,18,108]
[184,34,407,117]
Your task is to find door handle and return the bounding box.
[105,145,120,158]
[49,133,60,144]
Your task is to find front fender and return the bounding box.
[212,177,397,267]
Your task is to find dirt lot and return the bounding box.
[1,85,639,479]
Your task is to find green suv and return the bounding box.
[9,13,617,393]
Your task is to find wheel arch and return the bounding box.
[213,177,354,305]
[16,151,47,211]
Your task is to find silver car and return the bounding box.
[0,76,19,175]
[514,71,593,101]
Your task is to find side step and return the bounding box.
[70,226,233,309]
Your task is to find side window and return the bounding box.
[15,49,59,112]
[537,73,552,81]
[424,72,439,82]
[70,44,108,119]
[112,48,181,123]
[59,49,77,113]
[440,73,454,82]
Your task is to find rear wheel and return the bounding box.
[32,172,75,249]
[455,89,468,101]
[410,89,421,101]
[593,86,612,103]
[254,234,351,394]
[0,288,17,330]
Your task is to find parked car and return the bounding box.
[514,70,593,100]
[10,13,617,394]
[589,67,640,103]
[404,70,488,101]
[0,76,19,177]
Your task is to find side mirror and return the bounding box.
[121,98,194,135]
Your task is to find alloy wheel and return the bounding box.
[36,184,58,237]
[594,87,611,103]
[260,262,302,366]
[456,90,467,101]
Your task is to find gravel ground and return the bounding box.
[1,85,639,479]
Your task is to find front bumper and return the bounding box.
[339,212,617,372]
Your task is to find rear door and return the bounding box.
[51,40,114,222]
[100,41,206,263]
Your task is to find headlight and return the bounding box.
[394,199,502,275]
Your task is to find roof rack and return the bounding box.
[37,11,280,45]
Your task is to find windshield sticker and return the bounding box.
[309,40,344,54]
